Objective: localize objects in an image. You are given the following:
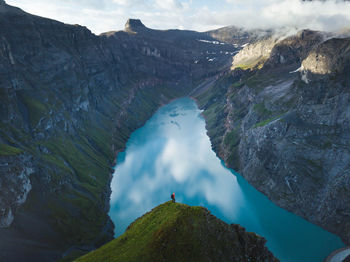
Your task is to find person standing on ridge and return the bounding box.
[171,192,175,203]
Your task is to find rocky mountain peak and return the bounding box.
[125,18,146,32]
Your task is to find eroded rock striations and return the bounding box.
[196,31,350,245]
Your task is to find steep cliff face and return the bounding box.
[77,202,278,262]
[231,36,276,70]
[301,37,350,75]
[0,3,237,261]
[231,30,326,71]
[196,33,350,245]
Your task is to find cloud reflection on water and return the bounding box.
[108,98,344,262]
[109,99,245,235]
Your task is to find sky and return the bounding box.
[6,0,350,34]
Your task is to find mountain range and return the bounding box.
[0,1,349,261]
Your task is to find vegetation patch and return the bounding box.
[232,57,267,71]
[234,64,256,70]
[231,81,244,89]
[254,114,284,128]
[224,129,240,150]
[17,91,48,126]
[253,102,272,117]
[0,143,23,156]
[223,129,241,170]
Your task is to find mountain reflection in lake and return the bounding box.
[109,98,344,262]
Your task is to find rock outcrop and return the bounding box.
[124,18,147,33]
[301,37,350,75]
[231,36,276,70]
[231,29,327,70]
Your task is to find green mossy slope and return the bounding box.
[76,202,277,262]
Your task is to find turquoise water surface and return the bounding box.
[109,97,344,262]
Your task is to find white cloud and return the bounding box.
[154,0,183,10]
[5,0,350,34]
[208,0,350,32]
[112,0,149,7]
[258,0,350,31]
[112,0,133,6]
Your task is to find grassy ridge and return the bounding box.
[76,202,203,262]
[76,202,277,262]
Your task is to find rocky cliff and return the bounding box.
[195,31,350,245]
[0,2,237,261]
[76,202,278,262]
[301,37,350,75]
[1,1,350,261]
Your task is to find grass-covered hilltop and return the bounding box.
[76,202,278,262]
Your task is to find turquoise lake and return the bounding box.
[109,97,344,262]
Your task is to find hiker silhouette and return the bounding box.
[171,192,175,203]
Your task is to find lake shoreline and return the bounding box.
[109,97,345,262]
